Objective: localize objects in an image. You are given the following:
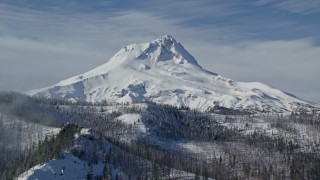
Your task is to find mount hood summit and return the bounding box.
[28,35,317,112]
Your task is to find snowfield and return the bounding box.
[117,113,146,133]
[17,153,104,180]
[28,35,318,112]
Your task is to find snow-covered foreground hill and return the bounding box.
[28,35,318,112]
[17,129,108,180]
[18,128,207,180]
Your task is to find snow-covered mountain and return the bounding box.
[28,35,317,112]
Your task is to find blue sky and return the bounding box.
[0,0,320,103]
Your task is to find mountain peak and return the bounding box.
[140,35,199,66]
[153,35,177,45]
[113,35,199,67]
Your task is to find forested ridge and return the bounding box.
[0,91,320,179]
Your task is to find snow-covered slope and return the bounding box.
[28,35,317,112]
[18,128,208,180]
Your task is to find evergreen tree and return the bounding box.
[102,164,112,180]
[86,163,93,180]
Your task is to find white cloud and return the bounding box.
[255,0,277,6]
[255,0,320,14]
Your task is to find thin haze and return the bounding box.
[0,0,319,103]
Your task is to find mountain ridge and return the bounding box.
[28,35,318,112]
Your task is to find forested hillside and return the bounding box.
[0,91,320,179]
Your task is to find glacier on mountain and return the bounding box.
[28,35,317,112]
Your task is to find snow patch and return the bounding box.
[18,154,104,180]
[117,113,146,133]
